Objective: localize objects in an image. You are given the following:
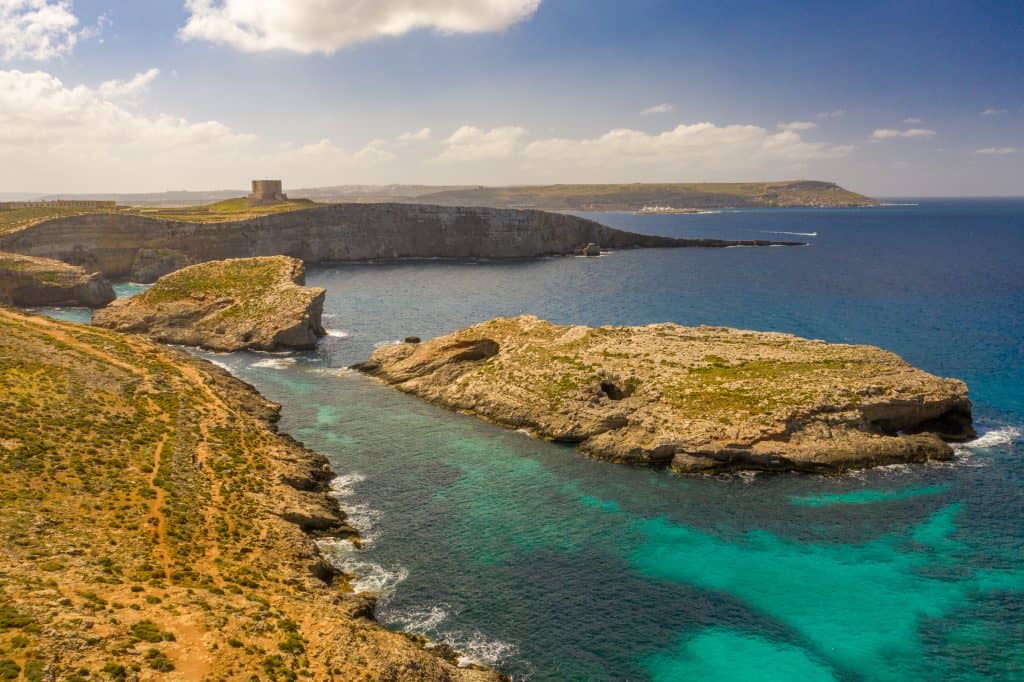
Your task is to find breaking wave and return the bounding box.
[963,426,1021,450]
[761,230,818,237]
[250,357,297,369]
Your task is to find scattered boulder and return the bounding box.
[0,251,114,308]
[404,336,422,344]
[356,315,974,474]
[93,256,326,352]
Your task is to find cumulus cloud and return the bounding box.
[903,117,922,124]
[521,123,853,170]
[816,109,845,119]
[641,103,672,115]
[871,128,936,140]
[354,138,396,162]
[180,0,542,54]
[435,125,526,162]
[0,0,79,60]
[980,108,1008,117]
[398,127,432,142]
[975,146,1018,155]
[778,121,816,131]
[98,67,160,99]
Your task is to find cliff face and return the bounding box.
[0,307,500,681]
[356,316,974,474]
[0,251,115,307]
[94,256,327,352]
[0,203,800,280]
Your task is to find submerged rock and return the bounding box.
[93,255,326,352]
[0,251,115,307]
[355,315,974,474]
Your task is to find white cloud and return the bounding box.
[436,125,526,162]
[975,146,1018,155]
[180,0,542,54]
[903,117,922,124]
[641,103,672,115]
[778,121,816,131]
[871,128,936,140]
[980,108,1008,117]
[522,122,854,170]
[398,127,432,142]
[98,67,160,99]
[0,0,79,60]
[354,138,396,162]
[816,109,845,119]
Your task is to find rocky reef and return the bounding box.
[0,251,115,308]
[94,256,326,352]
[0,306,500,680]
[0,203,801,281]
[355,315,974,474]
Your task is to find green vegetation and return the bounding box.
[136,197,317,223]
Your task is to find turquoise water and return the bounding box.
[41,201,1024,680]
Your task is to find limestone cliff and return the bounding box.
[94,256,326,352]
[0,307,501,680]
[355,316,974,474]
[0,251,115,307]
[0,203,801,281]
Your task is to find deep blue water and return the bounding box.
[42,200,1024,680]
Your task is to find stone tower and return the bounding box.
[248,180,288,205]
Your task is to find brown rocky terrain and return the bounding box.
[0,203,801,281]
[355,316,974,474]
[0,251,115,308]
[0,306,501,681]
[94,256,326,352]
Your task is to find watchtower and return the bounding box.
[248,179,288,205]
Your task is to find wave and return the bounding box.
[964,426,1021,449]
[448,631,519,669]
[374,339,401,348]
[325,328,350,338]
[316,538,408,595]
[761,230,818,237]
[327,473,383,541]
[389,604,450,633]
[250,357,296,370]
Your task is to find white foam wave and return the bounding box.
[325,328,350,338]
[250,357,296,370]
[316,538,408,595]
[513,428,535,438]
[761,230,818,237]
[374,339,401,348]
[207,359,233,372]
[330,472,366,497]
[390,605,450,633]
[448,631,518,668]
[965,426,1021,450]
[310,367,357,378]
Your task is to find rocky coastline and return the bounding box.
[94,256,327,352]
[355,315,974,474]
[0,203,802,281]
[0,306,502,680]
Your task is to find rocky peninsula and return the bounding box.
[0,251,115,307]
[94,256,326,352]
[0,203,801,281]
[0,306,500,680]
[355,316,974,474]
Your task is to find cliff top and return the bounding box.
[357,315,972,474]
[0,306,498,680]
[94,256,327,351]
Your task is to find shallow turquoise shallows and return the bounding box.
[41,200,1024,681]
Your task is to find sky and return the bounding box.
[0,0,1021,196]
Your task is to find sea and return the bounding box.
[42,199,1024,681]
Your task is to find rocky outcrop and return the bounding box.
[0,203,802,279]
[129,247,192,282]
[355,316,974,474]
[0,251,115,307]
[93,256,326,351]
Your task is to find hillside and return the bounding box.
[0,306,499,680]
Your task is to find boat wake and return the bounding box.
[761,230,818,237]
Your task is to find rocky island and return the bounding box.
[355,316,974,474]
[0,306,500,680]
[94,256,326,352]
[0,251,115,308]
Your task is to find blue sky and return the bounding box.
[1,0,1021,195]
